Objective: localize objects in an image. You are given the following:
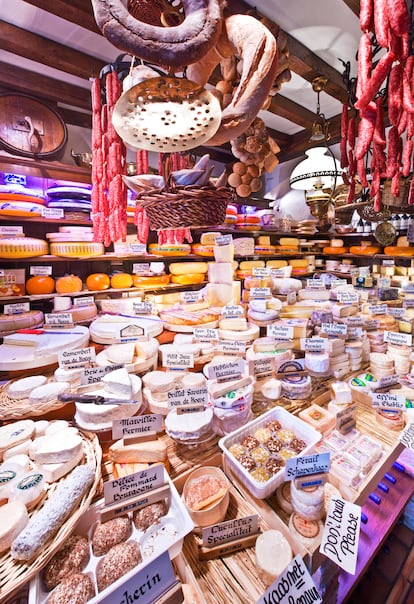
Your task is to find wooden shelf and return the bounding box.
[0,153,91,184]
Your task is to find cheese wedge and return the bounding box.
[102,367,132,398]
[106,343,136,364]
[108,438,168,464]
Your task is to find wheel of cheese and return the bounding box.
[0,237,48,258]
[254,245,276,254]
[0,201,45,217]
[0,310,44,336]
[169,262,208,275]
[0,190,46,204]
[170,273,205,285]
[384,246,414,256]
[322,247,349,254]
[64,303,97,323]
[237,214,260,225]
[149,243,191,256]
[349,245,381,255]
[191,243,215,256]
[50,242,104,258]
[132,274,170,287]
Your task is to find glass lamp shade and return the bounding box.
[289,146,343,191]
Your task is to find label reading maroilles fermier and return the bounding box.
[320,498,361,575]
[202,515,259,547]
[104,464,164,506]
[58,346,96,369]
[256,555,321,604]
[285,453,331,481]
[112,414,162,441]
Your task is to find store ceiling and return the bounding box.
[0,0,361,164]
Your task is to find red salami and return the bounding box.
[354,51,395,110]
[373,0,390,48]
[357,158,369,187]
[356,33,372,101]
[388,64,403,127]
[360,0,373,31]
[373,96,386,147]
[386,0,410,35]
[403,139,413,177]
[355,102,377,160]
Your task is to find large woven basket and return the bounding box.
[136,185,232,230]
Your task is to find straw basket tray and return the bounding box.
[136,185,233,230]
[0,429,101,597]
[0,376,70,421]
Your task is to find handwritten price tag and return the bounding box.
[256,555,321,604]
[320,498,361,574]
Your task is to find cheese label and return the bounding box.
[103,464,165,506]
[58,346,96,369]
[132,301,154,315]
[162,350,194,369]
[321,323,347,336]
[44,312,73,325]
[336,403,357,433]
[366,319,380,330]
[180,291,203,304]
[400,422,414,451]
[217,340,246,355]
[266,324,294,340]
[202,514,259,547]
[377,374,399,389]
[30,265,52,276]
[300,338,328,352]
[249,357,276,378]
[80,364,125,385]
[3,301,29,315]
[215,234,233,246]
[167,386,208,412]
[208,359,244,382]
[347,316,366,326]
[257,555,322,604]
[368,304,388,315]
[130,244,147,255]
[378,277,391,288]
[371,392,406,409]
[384,331,412,346]
[112,414,162,440]
[404,299,414,308]
[222,305,244,318]
[132,263,150,274]
[41,207,64,219]
[0,225,23,236]
[252,267,271,277]
[382,259,395,266]
[73,295,94,307]
[98,551,176,604]
[387,307,405,318]
[331,279,348,288]
[337,290,358,304]
[320,498,361,575]
[285,452,331,480]
[306,279,325,289]
[250,287,271,299]
[271,268,287,278]
[194,327,219,342]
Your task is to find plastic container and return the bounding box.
[29,470,193,604]
[218,407,321,499]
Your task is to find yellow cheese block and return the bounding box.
[257,236,271,245]
[266,260,288,268]
[280,237,300,247]
[239,260,265,270]
[169,261,208,275]
[0,237,48,259]
[288,259,309,268]
[397,236,409,247]
[170,273,206,285]
[200,232,221,245]
[50,242,104,258]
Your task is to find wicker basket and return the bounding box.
[136,185,232,230]
[382,176,411,208]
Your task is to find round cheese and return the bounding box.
[89,314,163,344]
[0,420,35,458]
[165,407,213,441]
[7,375,47,400]
[50,242,104,258]
[0,237,48,259]
[29,382,70,406]
[0,310,44,336]
[255,530,292,585]
[0,501,29,553]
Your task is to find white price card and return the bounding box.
[256,555,322,604]
[0,225,23,236]
[3,302,29,315]
[130,244,147,255]
[306,279,325,289]
[250,287,271,299]
[215,234,233,246]
[208,359,244,381]
[167,386,208,409]
[321,323,347,336]
[252,267,271,277]
[99,551,176,604]
[132,263,150,274]
[162,350,194,369]
[387,307,405,318]
[44,312,73,325]
[73,295,94,307]
[30,265,52,276]
[378,277,391,288]
[58,346,96,369]
[221,304,244,318]
[180,290,203,304]
[285,452,331,481]
[400,422,414,451]
[384,331,412,346]
[320,498,361,575]
[377,374,400,389]
[103,464,165,506]
[217,339,246,355]
[249,356,276,378]
[194,327,219,341]
[132,301,154,315]
[331,279,348,288]
[300,337,328,352]
[80,364,124,385]
[202,515,259,547]
[41,207,64,219]
[112,414,162,441]
[371,392,406,409]
[368,304,388,315]
[267,324,294,340]
[337,290,359,304]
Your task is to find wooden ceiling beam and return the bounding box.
[342,0,360,18]
[269,94,317,131]
[57,107,92,129]
[0,62,91,111]
[22,0,101,34]
[0,21,105,80]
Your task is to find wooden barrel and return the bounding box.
[0,93,67,158]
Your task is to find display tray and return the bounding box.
[173,460,307,604]
[29,469,193,604]
[1,428,101,597]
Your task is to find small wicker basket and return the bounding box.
[136,184,233,230]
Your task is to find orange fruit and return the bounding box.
[55,274,83,294]
[86,273,111,291]
[26,275,55,295]
[111,273,133,289]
